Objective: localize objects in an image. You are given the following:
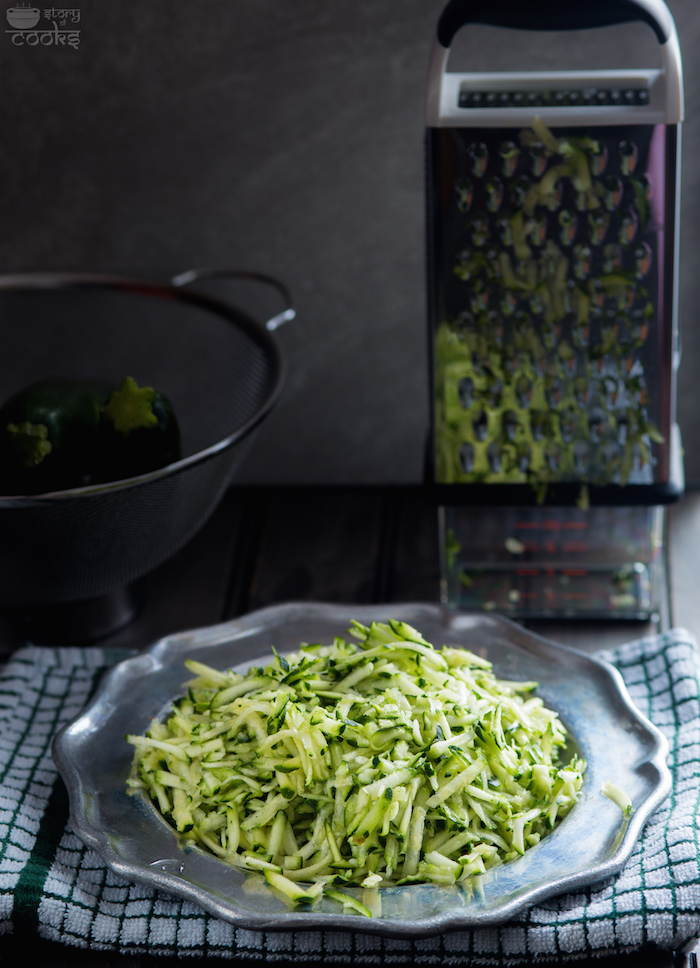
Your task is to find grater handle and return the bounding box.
[437,0,674,47]
[428,0,683,124]
[171,268,296,332]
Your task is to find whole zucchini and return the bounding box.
[0,377,114,494]
[94,376,181,482]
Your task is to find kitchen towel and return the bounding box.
[1,629,699,964]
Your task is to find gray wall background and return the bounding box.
[1,0,699,484]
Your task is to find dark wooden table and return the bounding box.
[0,484,695,968]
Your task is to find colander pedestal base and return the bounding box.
[10,585,140,645]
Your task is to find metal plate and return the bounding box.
[52,602,670,937]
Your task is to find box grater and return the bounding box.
[426,0,684,508]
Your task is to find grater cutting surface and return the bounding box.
[429,120,674,497]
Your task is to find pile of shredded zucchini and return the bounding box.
[127,620,585,915]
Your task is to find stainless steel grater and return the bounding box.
[426,0,684,507]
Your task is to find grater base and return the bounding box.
[439,504,664,619]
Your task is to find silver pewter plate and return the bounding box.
[52,602,671,937]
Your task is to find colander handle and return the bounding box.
[436,0,674,47]
[170,268,296,332]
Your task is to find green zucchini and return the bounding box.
[95,376,181,482]
[0,377,114,494]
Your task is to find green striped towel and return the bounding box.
[1,629,699,963]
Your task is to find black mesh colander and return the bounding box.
[0,270,288,607]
